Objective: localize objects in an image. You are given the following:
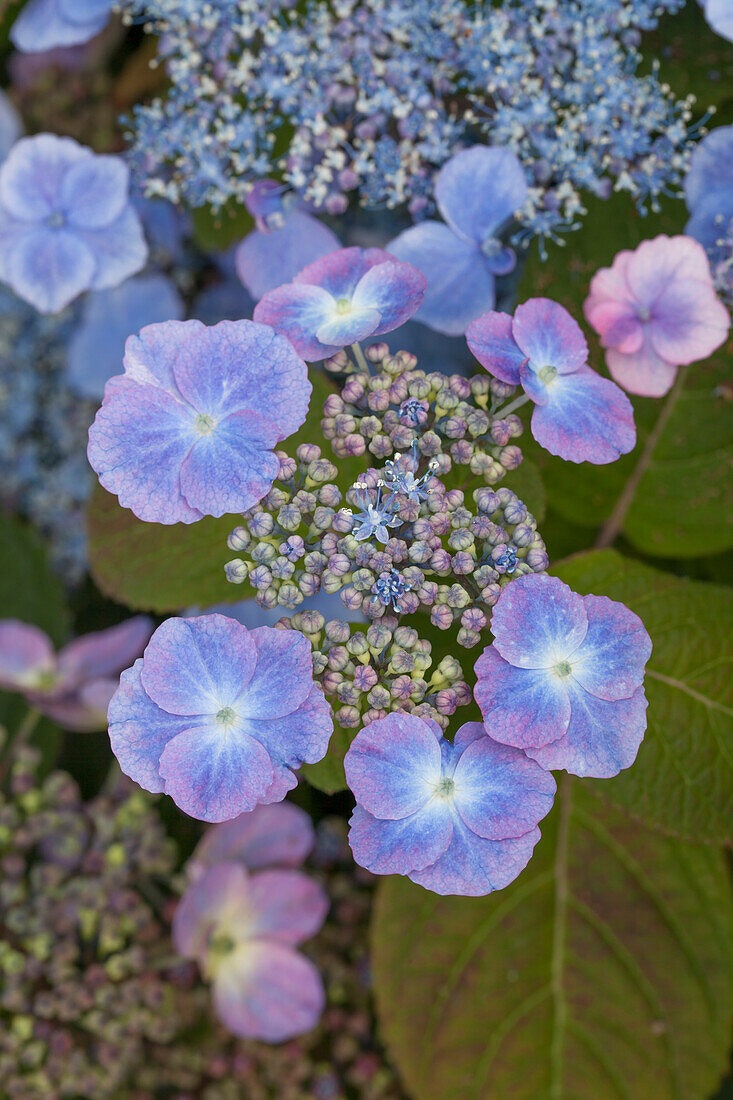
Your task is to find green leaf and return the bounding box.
[301,726,351,794]
[190,199,254,252]
[371,781,733,1100]
[553,550,733,845]
[86,484,239,613]
[519,188,733,559]
[0,516,70,644]
[503,457,546,523]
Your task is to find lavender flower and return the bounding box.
[11,0,112,53]
[0,134,147,312]
[108,614,333,822]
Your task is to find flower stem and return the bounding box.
[496,392,531,418]
[351,341,370,374]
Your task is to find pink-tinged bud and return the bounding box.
[323,394,344,417]
[457,627,482,649]
[429,549,452,574]
[391,675,414,700]
[435,688,458,715]
[341,585,363,611]
[366,342,389,362]
[322,671,344,693]
[452,551,475,575]
[337,705,362,728]
[526,547,550,571]
[299,573,321,597]
[363,707,389,725]
[450,439,474,464]
[353,665,378,692]
[461,607,487,632]
[480,583,502,606]
[499,445,522,470]
[490,419,512,446]
[430,605,454,630]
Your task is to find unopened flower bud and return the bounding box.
[227,526,250,551]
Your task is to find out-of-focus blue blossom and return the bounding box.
[701,0,733,41]
[388,147,527,335]
[0,91,22,163]
[123,0,690,250]
[254,246,425,361]
[133,194,190,264]
[67,274,184,400]
[108,613,333,821]
[685,125,733,305]
[11,0,112,53]
[0,134,147,312]
[235,179,341,300]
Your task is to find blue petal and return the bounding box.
[344,711,443,820]
[7,226,95,312]
[235,211,340,299]
[77,204,148,290]
[466,310,525,385]
[410,816,540,897]
[474,645,571,750]
[179,409,280,517]
[348,802,452,875]
[434,146,528,245]
[570,595,652,701]
[489,573,588,669]
[530,366,636,465]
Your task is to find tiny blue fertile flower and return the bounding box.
[388,146,528,335]
[0,134,147,312]
[474,574,652,779]
[108,614,334,822]
[11,0,112,52]
[235,180,341,300]
[173,861,327,1041]
[87,318,311,524]
[254,247,426,361]
[348,481,401,544]
[467,298,636,464]
[344,712,556,897]
[67,274,184,400]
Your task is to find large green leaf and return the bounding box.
[372,781,733,1100]
[518,186,733,558]
[553,550,733,845]
[0,515,70,644]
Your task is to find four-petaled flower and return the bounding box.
[0,616,152,731]
[348,481,402,544]
[382,441,437,502]
[173,860,327,1041]
[107,614,333,822]
[0,134,147,312]
[11,0,112,53]
[467,297,637,464]
[583,235,729,397]
[87,318,311,524]
[235,179,341,300]
[344,712,556,896]
[474,574,652,778]
[253,246,426,361]
[388,146,528,335]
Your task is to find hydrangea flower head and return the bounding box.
[388,146,528,335]
[0,616,152,731]
[467,298,636,463]
[0,134,147,312]
[173,860,327,1041]
[474,574,652,778]
[108,614,333,822]
[684,126,733,305]
[190,802,315,878]
[584,235,730,397]
[253,247,426,361]
[67,274,184,400]
[344,713,556,896]
[11,0,112,52]
[87,318,311,524]
[235,180,341,300]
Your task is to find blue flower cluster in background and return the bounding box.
[122,0,693,251]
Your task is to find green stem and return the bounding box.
[351,341,370,374]
[16,707,40,742]
[496,392,532,418]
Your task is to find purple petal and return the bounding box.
[173,862,251,959]
[473,646,571,750]
[704,0,733,41]
[344,712,443,820]
[409,817,540,897]
[213,941,324,1042]
[489,573,588,668]
[57,616,153,686]
[348,802,453,875]
[434,146,528,244]
[170,320,311,439]
[625,235,715,308]
[350,259,426,333]
[11,0,108,50]
[248,869,328,944]
[294,246,393,298]
[59,0,113,25]
[0,620,55,690]
[512,298,588,373]
[107,659,191,794]
[235,211,340,299]
[388,221,496,335]
[530,365,636,464]
[77,204,148,290]
[7,227,95,312]
[34,689,110,732]
[248,685,333,770]
[314,305,381,347]
[685,125,733,209]
[87,377,203,525]
[122,318,201,392]
[519,360,550,406]
[192,802,314,873]
[239,627,316,719]
[466,310,526,385]
[254,282,339,361]
[0,133,87,219]
[647,277,729,365]
[570,595,652,701]
[179,410,280,517]
[159,723,274,822]
[604,337,678,398]
[140,615,257,717]
[526,685,648,779]
[59,154,128,229]
[451,729,556,839]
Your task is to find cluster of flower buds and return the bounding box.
[225,345,548,648]
[274,611,471,731]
